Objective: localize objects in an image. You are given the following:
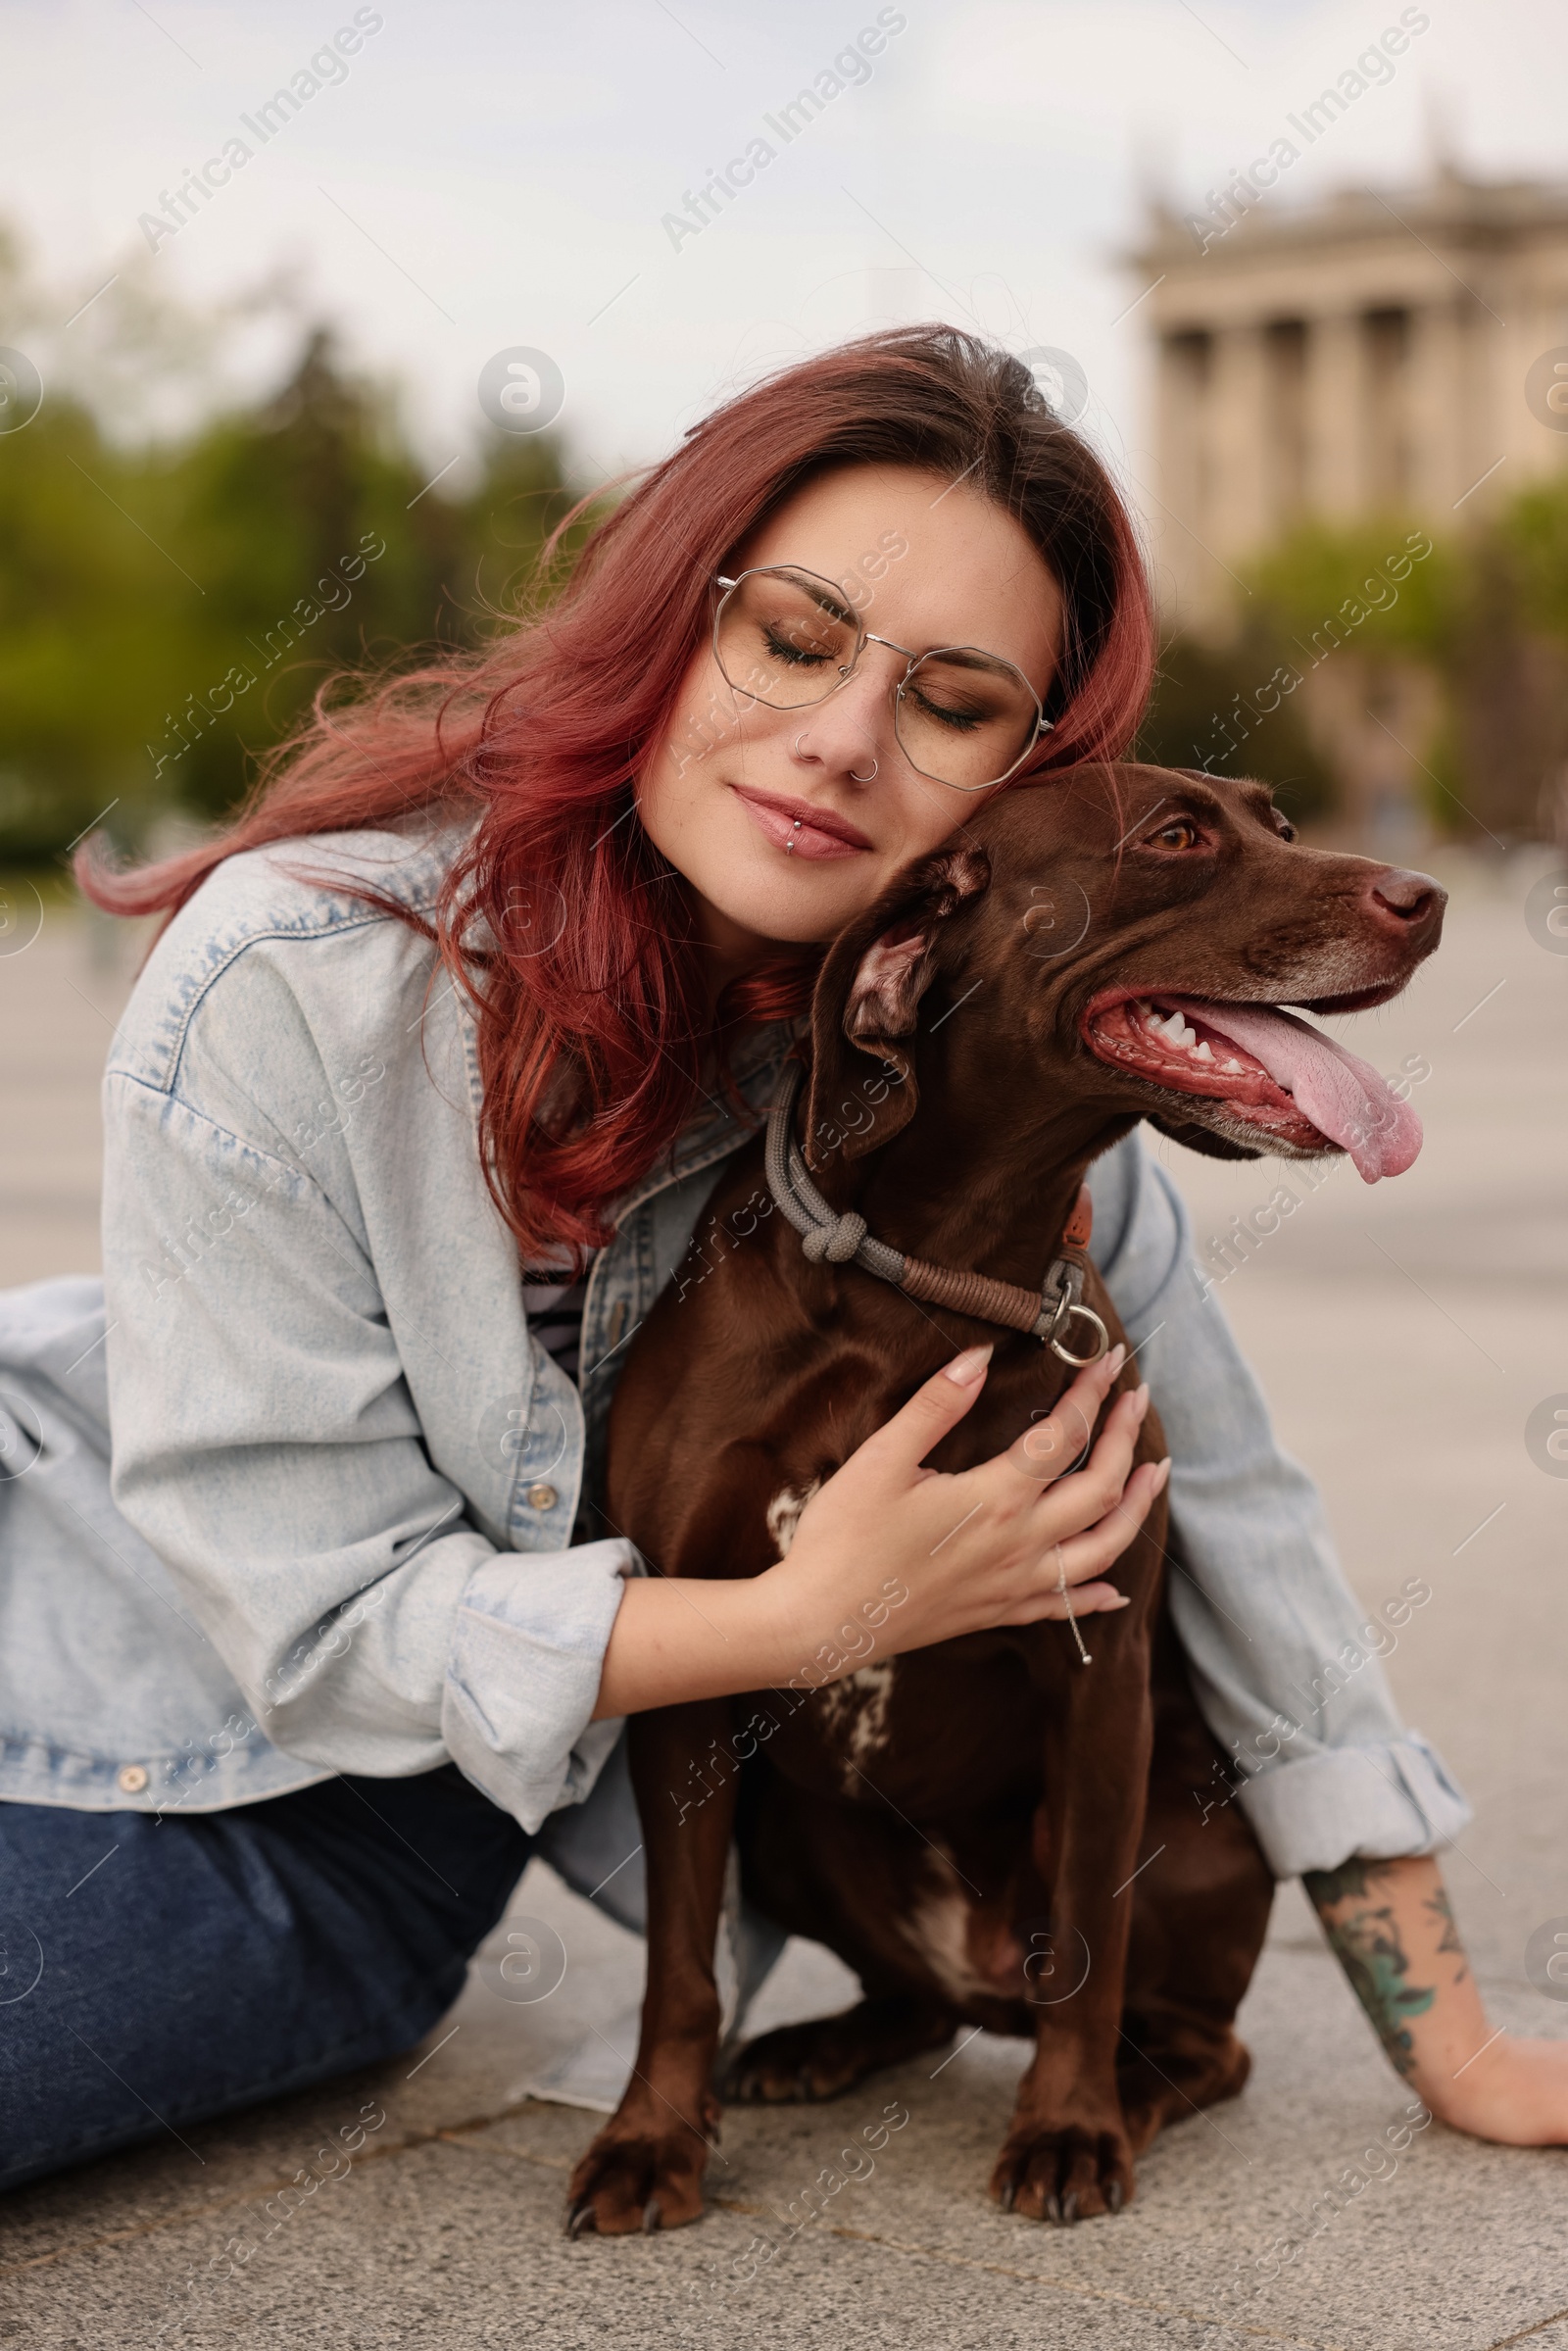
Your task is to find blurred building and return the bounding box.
[1130,164,1568,846]
[1134,164,1568,623]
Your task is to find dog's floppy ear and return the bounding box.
[803,844,990,1173]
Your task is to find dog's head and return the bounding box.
[803,762,1446,1183]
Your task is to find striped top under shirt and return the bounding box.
[520,1266,589,1385]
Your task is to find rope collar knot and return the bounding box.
[801,1209,869,1264]
[762,1058,1109,1365]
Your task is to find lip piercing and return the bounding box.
[784,817,804,856]
[849,759,878,782]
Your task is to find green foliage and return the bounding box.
[1134,625,1336,824]
[1249,516,1457,660]
[0,327,576,859]
[1137,520,1452,827]
[1142,488,1568,839]
[1495,475,1568,638]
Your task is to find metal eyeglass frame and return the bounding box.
[711,563,1054,794]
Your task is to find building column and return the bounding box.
[1303,312,1364,519]
[1406,300,1468,514]
[1205,322,1272,568]
[1152,331,1212,623]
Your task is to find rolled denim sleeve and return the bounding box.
[441,1544,638,1831]
[1086,1134,1471,1880]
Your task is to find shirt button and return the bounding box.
[525,1483,559,1511]
[117,1763,149,1793]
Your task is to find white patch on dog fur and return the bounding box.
[767,1484,899,1789]
[813,1662,897,1788]
[766,1481,820,1559]
[896,1846,992,2005]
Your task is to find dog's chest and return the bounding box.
[766,1481,898,1791]
[804,1664,898,1788]
[763,1481,1044,1807]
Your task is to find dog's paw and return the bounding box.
[1118,2031,1251,2155]
[725,1996,956,2105]
[724,2017,867,2104]
[988,2124,1134,2224]
[565,2113,715,2236]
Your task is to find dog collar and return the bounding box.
[762,1057,1110,1366]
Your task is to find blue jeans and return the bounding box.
[0,1768,534,2192]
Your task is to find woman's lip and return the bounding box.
[730,785,874,859]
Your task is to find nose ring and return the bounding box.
[793,732,809,759]
[849,759,878,782]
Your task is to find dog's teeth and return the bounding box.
[1193,1040,1213,1062]
[1222,1056,1245,1074]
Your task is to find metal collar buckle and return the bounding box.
[763,1058,1109,1364]
[1035,1254,1110,1366]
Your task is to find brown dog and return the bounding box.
[565,762,1444,2234]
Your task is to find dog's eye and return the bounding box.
[1144,817,1202,852]
[1272,812,1298,844]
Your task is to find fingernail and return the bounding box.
[1105,1343,1126,1377]
[1114,1594,1132,1608]
[944,1343,994,1387]
[1155,1455,1171,1491]
[1133,1382,1151,1415]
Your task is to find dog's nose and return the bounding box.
[1365,865,1446,934]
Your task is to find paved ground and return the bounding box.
[1,848,1565,2349]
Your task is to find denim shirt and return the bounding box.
[0,827,1469,1877]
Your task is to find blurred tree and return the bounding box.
[1134,623,1337,825]
[0,309,577,860]
[143,329,578,823]
[1446,486,1568,841]
[1248,516,1456,661]
[167,327,452,817]
[1140,516,1467,836]
[0,393,192,856]
[1489,475,1568,638]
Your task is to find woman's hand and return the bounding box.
[1306,1854,1568,2146]
[1431,2036,1568,2145]
[593,1341,1164,1721]
[763,1341,1165,1675]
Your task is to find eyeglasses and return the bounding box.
[710,563,1053,794]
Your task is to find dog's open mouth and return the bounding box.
[1083,992,1422,1182]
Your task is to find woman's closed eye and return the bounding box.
[905,681,991,733]
[762,624,837,668]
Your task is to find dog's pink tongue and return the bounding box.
[1161,997,1422,1182]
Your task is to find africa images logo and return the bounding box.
[136,10,385,251]
[661,9,907,252]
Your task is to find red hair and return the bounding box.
[82,325,1154,1263]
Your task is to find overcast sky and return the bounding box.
[2,0,1563,526]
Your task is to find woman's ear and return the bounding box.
[802,844,990,1172]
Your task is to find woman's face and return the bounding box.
[637,463,1065,971]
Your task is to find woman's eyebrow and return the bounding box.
[920,645,1017,675]
[783,570,859,625]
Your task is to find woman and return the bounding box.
[1,325,1559,2194]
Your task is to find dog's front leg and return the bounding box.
[994,1609,1155,2225]
[565,1698,739,2234]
